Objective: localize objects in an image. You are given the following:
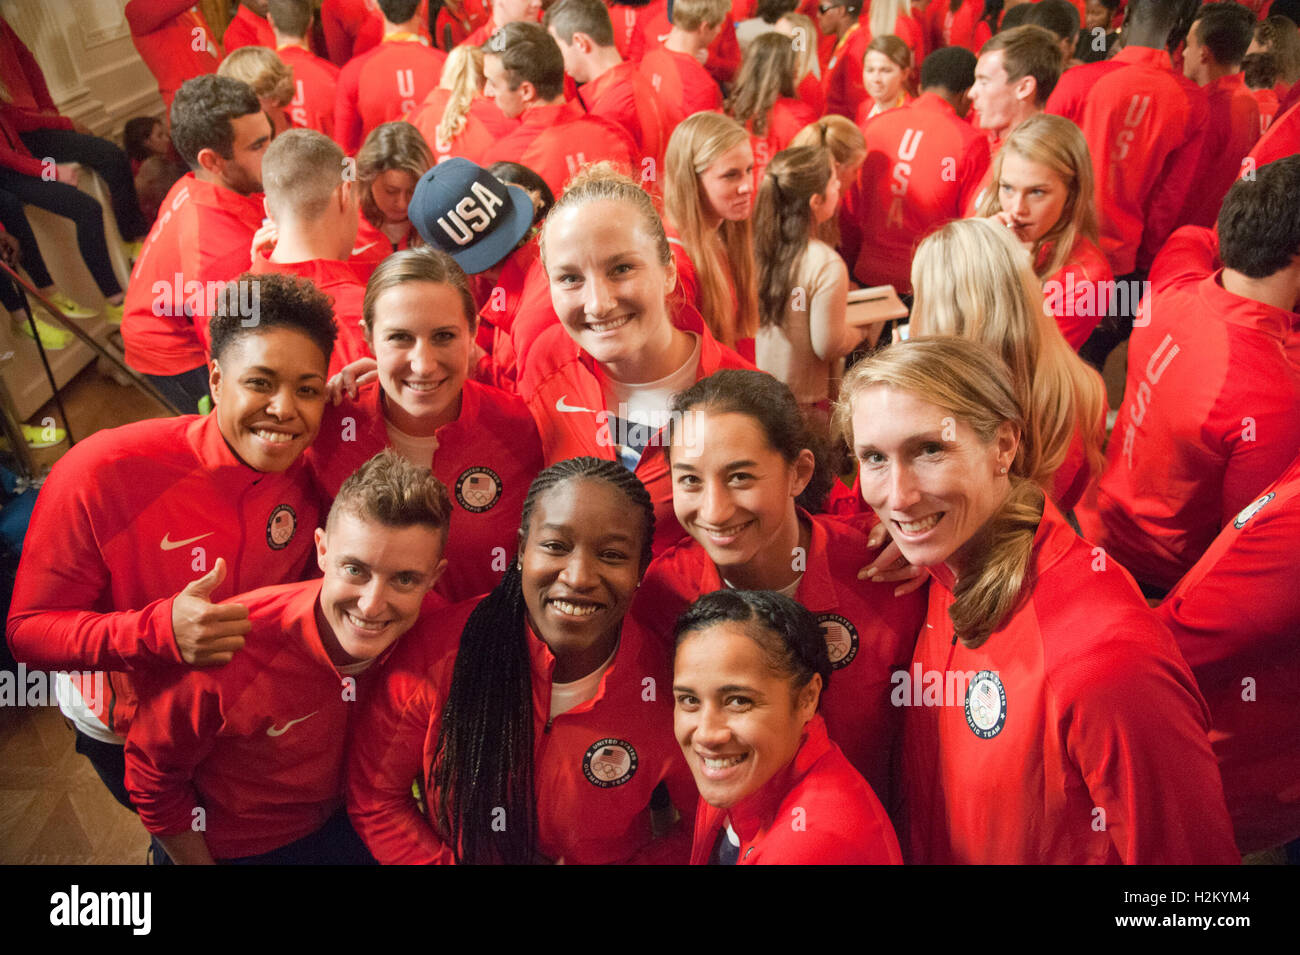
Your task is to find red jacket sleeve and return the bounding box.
[5,460,183,672]
[1147,224,1218,293]
[123,670,223,838]
[1137,96,1209,271]
[956,133,992,215]
[346,649,456,864]
[1052,635,1239,864]
[334,62,364,155]
[125,0,204,37]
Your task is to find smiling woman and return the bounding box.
[672,588,902,864]
[307,247,544,604]
[835,337,1239,864]
[346,457,698,865]
[519,162,752,557]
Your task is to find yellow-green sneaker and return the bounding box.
[0,423,67,451]
[15,315,72,350]
[102,300,124,325]
[43,289,98,319]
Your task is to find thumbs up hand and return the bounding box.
[170,558,252,666]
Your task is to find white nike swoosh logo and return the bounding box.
[351,241,378,255]
[266,711,319,737]
[556,395,598,414]
[160,532,214,551]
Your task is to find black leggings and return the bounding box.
[19,128,148,240]
[0,185,56,290]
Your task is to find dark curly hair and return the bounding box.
[208,271,338,365]
[1219,155,1300,278]
[169,75,263,170]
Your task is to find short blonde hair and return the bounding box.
[330,448,452,533]
[672,0,730,31]
[218,46,294,108]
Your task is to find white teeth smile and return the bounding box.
[702,521,752,538]
[702,754,747,769]
[896,514,942,534]
[587,315,631,333]
[346,612,386,631]
[404,380,443,392]
[551,599,600,617]
[254,429,295,443]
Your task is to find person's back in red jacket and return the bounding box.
[638,0,729,126]
[334,12,448,153]
[1046,3,1209,276]
[125,0,224,110]
[1177,3,1261,228]
[1157,451,1300,855]
[224,1,277,51]
[269,0,344,139]
[1076,191,1300,594]
[320,0,384,64]
[850,59,989,292]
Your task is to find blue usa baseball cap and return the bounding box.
[408,158,535,275]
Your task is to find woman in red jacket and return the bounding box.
[727,33,818,183]
[673,588,902,864]
[974,113,1114,351]
[838,336,1239,864]
[636,367,925,798]
[350,122,432,280]
[346,456,695,864]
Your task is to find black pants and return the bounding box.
[144,364,211,415]
[0,166,123,299]
[19,128,149,240]
[1078,269,1148,373]
[73,727,135,811]
[151,808,378,865]
[0,186,56,290]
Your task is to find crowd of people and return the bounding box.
[3,0,1298,865]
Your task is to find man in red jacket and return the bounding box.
[819,0,867,118]
[7,273,337,812]
[1076,157,1300,597]
[1179,2,1261,228]
[481,23,637,197]
[253,129,371,376]
[224,0,277,51]
[1046,0,1206,369]
[546,0,670,171]
[269,0,341,139]
[850,46,990,294]
[639,0,727,127]
[125,0,224,110]
[126,450,450,864]
[334,0,447,153]
[121,76,271,413]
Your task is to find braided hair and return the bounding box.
[429,457,654,864]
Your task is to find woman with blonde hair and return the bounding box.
[218,46,296,134]
[350,121,433,278]
[663,112,760,357]
[727,33,818,182]
[865,0,925,63]
[857,35,914,125]
[406,45,500,164]
[975,113,1113,350]
[790,115,866,249]
[836,335,1238,864]
[754,145,867,432]
[909,217,1106,512]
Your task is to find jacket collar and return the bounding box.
[726,714,832,845]
[186,412,299,486]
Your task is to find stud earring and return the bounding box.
[999,466,1008,475]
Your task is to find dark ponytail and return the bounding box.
[429,457,654,864]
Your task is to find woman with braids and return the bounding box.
[673,589,902,864]
[753,145,869,437]
[727,33,817,183]
[349,122,434,280]
[663,112,760,358]
[346,457,696,864]
[520,162,751,558]
[406,44,505,166]
[838,337,1238,864]
[635,369,925,800]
